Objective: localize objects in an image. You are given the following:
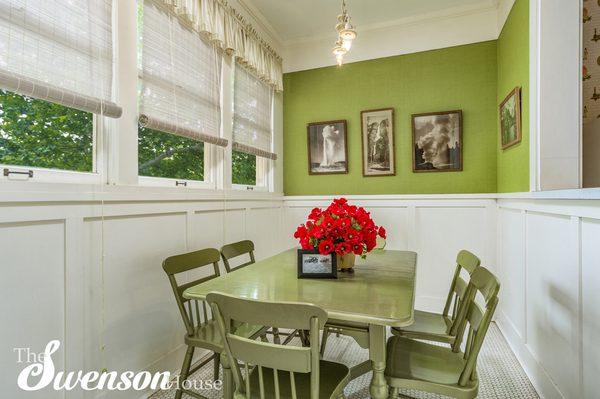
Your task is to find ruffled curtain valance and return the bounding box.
[159,0,283,92]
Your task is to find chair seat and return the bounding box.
[386,336,467,384]
[246,360,350,399]
[391,310,453,343]
[185,320,266,352]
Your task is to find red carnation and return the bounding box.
[378,226,387,239]
[318,239,335,255]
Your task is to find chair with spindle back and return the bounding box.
[163,248,267,399]
[390,249,480,347]
[208,292,351,399]
[385,266,500,399]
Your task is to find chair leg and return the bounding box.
[388,387,399,399]
[320,326,330,357]
[175,345,195,399]
[272,327,282,344]
[213,352,220,381]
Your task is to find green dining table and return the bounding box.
[183,248,417,399]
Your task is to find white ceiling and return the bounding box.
[246,0,498,43]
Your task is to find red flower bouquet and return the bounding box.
[294,198,386,262]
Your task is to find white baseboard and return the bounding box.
[496,310,565,399]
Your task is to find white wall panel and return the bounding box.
[84,212,188,385]
[414,206,488,311]
[582,219,600,399]
[367,207,409,251]
[0,220,65,399]
[525,212,580,399]
[246,207,283,260]
[498,208,526,339]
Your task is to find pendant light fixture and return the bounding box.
[332,0,356,66]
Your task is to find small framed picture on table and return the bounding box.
[297,249,337,279]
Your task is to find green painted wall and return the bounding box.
[497,0,530,192]
[283,42,498,195]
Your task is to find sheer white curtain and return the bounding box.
[233,63,275,160]
[0,0,121,117]
[139,0,226,147]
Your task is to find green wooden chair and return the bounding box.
[390,249,480,347]
[220,240,256,273]
[208,292,351,399]
[320,250,480,357]
[385,266,500,399]
[163,248,267,399]
[221,240,296,346]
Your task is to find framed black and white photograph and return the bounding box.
[297,250,337,279]
[307,120,348,175]
[412,110,463,172]
[361,108,395,176]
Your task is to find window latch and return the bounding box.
[246,186,254,191]
[175,181,188,187]
[3,168,34,178]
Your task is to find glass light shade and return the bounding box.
[332,37,348,56]
[339,23,357,40]
[342,39,352,51]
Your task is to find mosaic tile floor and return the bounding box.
[149,323,539,399]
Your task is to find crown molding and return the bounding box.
[236,0,284,49]
[497,0,517,35]
[282,1,501,46]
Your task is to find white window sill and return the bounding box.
[0,179,283,203]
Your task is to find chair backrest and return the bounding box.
[208,292,328,399]
[442,250,481,335]
[220,240,256,273]
[163,248,221,336]
[453,266,500,386]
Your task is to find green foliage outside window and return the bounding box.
[0,90,93,172]
[138,127,204,181]
[232,150,256,186]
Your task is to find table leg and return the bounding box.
[368,324,388,399]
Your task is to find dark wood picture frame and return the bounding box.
[499,87,522,150]
[297,249,337,279]
[306,120,349,175]
[360,108,396,177]
[411,110,463,173]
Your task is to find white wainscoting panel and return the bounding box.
[581,218,600,399]
[497,199,600,399]
[525,212,580,399]
[0,220,66,399]
[0,195,287,399]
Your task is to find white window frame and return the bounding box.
[138,141,216,189]
[0,112,103,185]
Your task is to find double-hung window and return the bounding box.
[0,0,120,183]
[138,0,225,188]
[232,63,275,190]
